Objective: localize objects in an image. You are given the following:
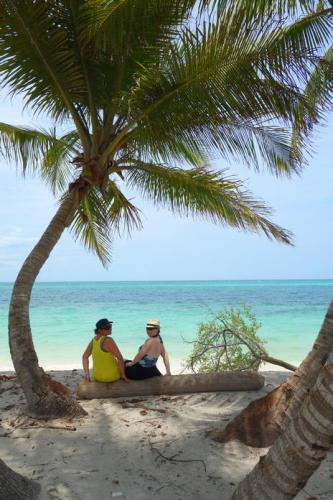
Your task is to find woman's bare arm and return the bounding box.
[82,341,92,381]
[161,346,171,375]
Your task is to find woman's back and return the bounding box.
[141,337,163,358]
[92,336,120,382]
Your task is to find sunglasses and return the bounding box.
[101,326,111,330]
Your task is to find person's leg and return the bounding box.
[150,366,162,377]
[125,363,147,380]
[137,366,161,379]
[125,364,162,380]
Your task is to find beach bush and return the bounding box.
[186,306,266,372]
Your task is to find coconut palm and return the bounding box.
[1,0,332,416]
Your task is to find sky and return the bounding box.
[1,92,333,282]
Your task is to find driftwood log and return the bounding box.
[77,371,264,399]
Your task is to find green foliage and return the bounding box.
[186,306,267,372]
[1,1,333,264]
[70,184,142,267]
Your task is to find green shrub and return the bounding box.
[186,306,267,373]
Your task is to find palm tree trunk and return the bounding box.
[209,299,333,447]
[232,363,333,500]
[9,189,86,417]
[0,459,40,500]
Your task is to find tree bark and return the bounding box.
[8,189,87,418]
[232,363,333,500]
[258,355,296,372]
[0,459,40,500]
[208,299,333,447]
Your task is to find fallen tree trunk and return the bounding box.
[77,371,264,399]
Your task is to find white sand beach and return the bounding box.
[1,370,332,500]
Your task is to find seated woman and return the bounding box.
[82,318,128,383]
[125,319,171,380]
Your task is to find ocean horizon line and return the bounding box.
[2,277,333,285]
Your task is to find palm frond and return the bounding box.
[2,0,333,256]
[198,1,321,18]
[70,183,142,266]
[63,0,101,135]
[0,0,89,145]
[70,189,113,266]
[125,161,293,244]
[83,0,197,126]
[291,44,333,153]
[106,182,143,235]
[91,0,195,43]
[106,7,333,173]
[131,119,303,177]
[0,122,76,173]
[41,130,80,194]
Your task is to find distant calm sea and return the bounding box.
[1,280,333,371]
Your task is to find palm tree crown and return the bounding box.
[1,0,333,264]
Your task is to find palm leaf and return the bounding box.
[90,0,195,51]
[41,130,81,194]
[70,183,142,265]
[105,182,143,235]
[84,0,198,128]
[70,189,113,266]
[131,119,303,177]
[199,1,320,18]
[2,0,333,259]
[0,0,89,144]
[125,161,293,244]
[0,122,77,173]
[105,7,333,174]
[62,0,101,135]
[291,44,333,153]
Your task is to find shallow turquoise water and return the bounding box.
[1,280,333,369]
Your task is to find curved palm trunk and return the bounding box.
[232,363,333,500]
[0,459,40,500]
[9,189,86,417]
[209,299,333,447]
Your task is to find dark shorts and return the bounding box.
[125,360,162,380]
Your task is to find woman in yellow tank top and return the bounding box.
[82,318,128,383]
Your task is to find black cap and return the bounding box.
[96,318,113,329]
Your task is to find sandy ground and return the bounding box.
[1,370,332,500]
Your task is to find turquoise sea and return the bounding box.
[1,280,333,371]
